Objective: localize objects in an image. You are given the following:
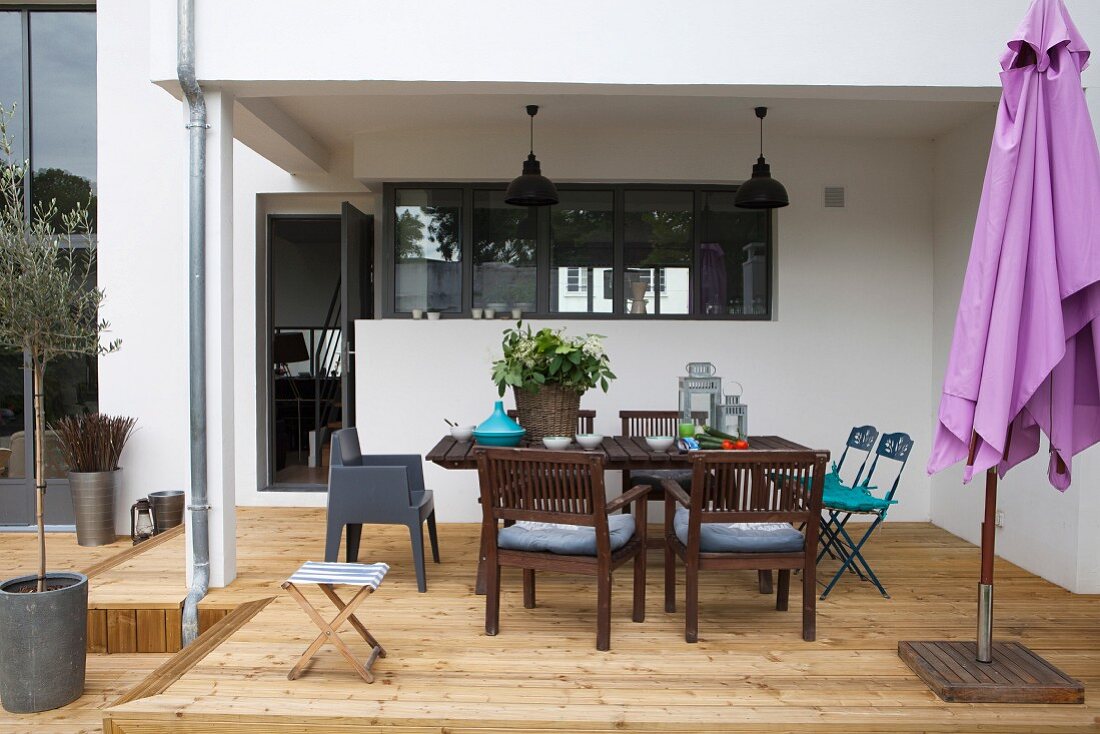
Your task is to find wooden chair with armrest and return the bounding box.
[663,449,828,643]
[476,447,649,651]
[618,409,706,506]
[620,410,774,593]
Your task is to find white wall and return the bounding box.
[99,0,1100,593]
[97,0,374,542]
[146,0,1100,92]
[357,132,936,523]
[929,107,1100,594]
[97,0,189,533]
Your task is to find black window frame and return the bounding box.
[381,182,774,321]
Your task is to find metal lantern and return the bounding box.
[130,497,157,545]
[678,362,723,428]
[718,388,749,439]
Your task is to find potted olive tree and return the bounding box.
[0,106,119,713]
[54,414,137,547]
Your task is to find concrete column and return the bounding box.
[184,89,237,588]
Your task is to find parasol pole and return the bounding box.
[900,424,1083,702]
[967,431,996,664]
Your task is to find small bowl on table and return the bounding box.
[450,425,475,442]
[645,435,675,452]
[575,433,604,451]
[542,436,572,450]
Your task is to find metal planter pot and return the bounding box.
[0,572,88,713]
[148,490,184,532]
[69,470,121,547]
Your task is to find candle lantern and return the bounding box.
[130,497,157,545]
[718,386,749,439]
[678,362,723,428]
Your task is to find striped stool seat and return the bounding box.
[288,561,389,588]
[282,560,389,683]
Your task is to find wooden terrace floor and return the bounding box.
[80,508,1099,733]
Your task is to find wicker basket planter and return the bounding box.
[513,385,582,441]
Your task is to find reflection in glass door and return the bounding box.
[0,7,97,526]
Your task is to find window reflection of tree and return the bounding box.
[32,168,96,232]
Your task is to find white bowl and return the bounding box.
[575,433,604,450]
[542,436,572,450]
[645,435,675,452]
[450,425,475,442]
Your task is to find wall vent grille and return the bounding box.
[824,186,846,208]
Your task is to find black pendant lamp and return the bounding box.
[505,105,559,207]
[734,106,789,209]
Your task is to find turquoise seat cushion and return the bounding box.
[822,484,896,512]
[767,469,893,511]
[673,507,804,553]
[497,514,635,556]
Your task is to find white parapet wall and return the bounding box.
[147,0,1100,92]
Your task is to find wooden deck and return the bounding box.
[90,507,1100,733]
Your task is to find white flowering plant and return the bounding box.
[491,322,615,397]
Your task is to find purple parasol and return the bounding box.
[925,0,1100,673]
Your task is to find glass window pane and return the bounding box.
[623,190,693,315]
[0,354,25,479]
[30,11,97,232]
[42,353,96,478]
[550,191,613,314]
[0,12,23,162]
[394,189,462,313]
[699,192,770,316]
[472,190,537,312]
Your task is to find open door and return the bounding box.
[340,202,374,432]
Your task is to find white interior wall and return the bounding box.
[356,131,936,523]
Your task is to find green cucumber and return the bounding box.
[702,426,740,441]
[696,437,727,448]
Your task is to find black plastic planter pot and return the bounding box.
[0,572,88,713]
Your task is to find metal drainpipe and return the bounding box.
[178,0,210,647]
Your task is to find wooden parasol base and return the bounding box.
[899,640,1083,704]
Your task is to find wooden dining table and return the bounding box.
[426,434,815,593]
[426,434,811,471]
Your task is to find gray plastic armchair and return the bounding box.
[324,428,440,592]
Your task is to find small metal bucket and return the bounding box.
[148,490,184,532]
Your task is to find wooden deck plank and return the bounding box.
[104,509,1100,734]
[106,609,138,653]
[136,609,167,653]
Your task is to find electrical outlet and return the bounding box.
[995,509,1005,528]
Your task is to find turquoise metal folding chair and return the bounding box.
[817,425,878,562]
[818,432,913,600]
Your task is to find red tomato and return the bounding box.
[733,439,749,450]
[722,439,734,450]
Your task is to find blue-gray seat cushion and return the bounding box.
[630,469,692,491]
[673,507,804,553]
[498,514,636,556]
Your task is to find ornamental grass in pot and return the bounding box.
[0,106,120,713]
[54,414,137,548]
[491,323,615,441]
